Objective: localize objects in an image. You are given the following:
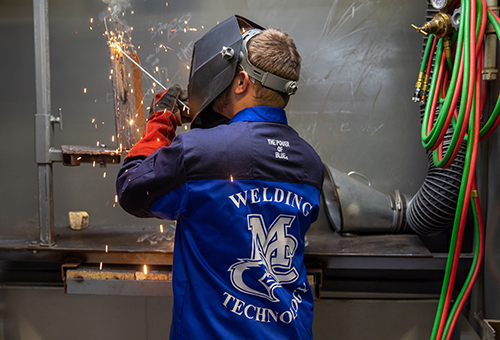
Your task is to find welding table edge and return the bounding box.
[0,231,450,271]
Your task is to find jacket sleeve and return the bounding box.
[116,98,186,219]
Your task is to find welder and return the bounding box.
[116,15,324,339]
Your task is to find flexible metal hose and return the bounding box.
[406,126,467,235]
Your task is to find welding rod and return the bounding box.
[114,44,190,112]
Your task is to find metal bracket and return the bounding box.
[50,108,63,131]
[483,319,500,340]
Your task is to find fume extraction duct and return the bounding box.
[322,126,466,236]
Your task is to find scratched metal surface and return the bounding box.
[0,0,427,243]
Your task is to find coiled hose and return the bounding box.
[407,120,467,235]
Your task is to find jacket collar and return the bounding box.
[229,106,288,125]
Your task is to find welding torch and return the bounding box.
[115,44,190,113]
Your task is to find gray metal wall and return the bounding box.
[0,0,428,230]
[0,287,439,340]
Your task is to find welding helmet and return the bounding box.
[188,15,299,129]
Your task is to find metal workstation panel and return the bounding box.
[1,0,496,316]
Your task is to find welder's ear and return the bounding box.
[234,70,251,95]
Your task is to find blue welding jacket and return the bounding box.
[117,106,324,340]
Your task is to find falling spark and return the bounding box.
[160,224,164,233]
[184,125,188,130]
[90,26,93,30]
[130,27,134,31]
[155,66,159,72]
[93,161,96,167]
[184,20,188,24]
[112,135,115,142]
[157,138,160,142]
[186,65,190,70]
[105,245,108,253]
[129,119,134,125]
[103,172,107,178]
[83,88,87,93]
[91,118,95,123]
[166,2,168,5]
[96,141,100,146]
[130,89,134,93]
[90,18,93,23]
[77,156,82,160]
[109,75,112,80]
[143,265,148,274]
[100,262,103,270]
[115,195,118,203]
[230,175,234,182]
[131,10,134,14]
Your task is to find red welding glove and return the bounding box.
[150,84,191,124]
[125,85,188,159]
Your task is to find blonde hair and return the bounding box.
[247,28,301,108]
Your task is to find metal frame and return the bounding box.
[33,0,56,246]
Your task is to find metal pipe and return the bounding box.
[483,0,499,80]
[33,0,55,246]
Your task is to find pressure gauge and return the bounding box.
[430,0,451,10]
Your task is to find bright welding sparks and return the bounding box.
[230,175,234,182]
[100,262,103,270]
[83,88,87,93]
[160,224,164,233]
[103,172,107,178]
[129,119,134,125]
[115,194,118,203]
[105,245,108,253]
[90,18,93,23]
[143,265,148,274]
[92,118,95,123]
[93,160,96,167]
[112,135,115,142]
